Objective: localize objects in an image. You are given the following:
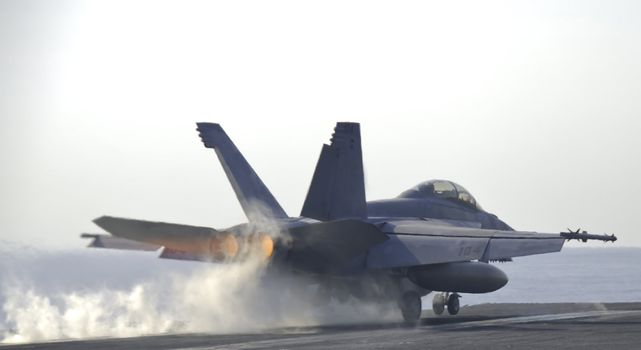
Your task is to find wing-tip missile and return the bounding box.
[560,229,617,243]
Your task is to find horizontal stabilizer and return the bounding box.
[159,247,208,262]
[81,233,160,251]
[287,219,388,272]
[93,216,222,256]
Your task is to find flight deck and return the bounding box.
[4,302,640,349]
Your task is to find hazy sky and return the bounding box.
[1,0,640,248]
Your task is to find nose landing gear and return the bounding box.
[447,292,460,315]
[432,292,460,315]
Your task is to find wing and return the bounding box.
[367,220,566,269]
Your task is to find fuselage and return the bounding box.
[367,197,512,231]
[276,180,515,301]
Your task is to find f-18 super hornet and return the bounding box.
[82,122,616,322]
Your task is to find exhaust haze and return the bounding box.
[2,245,640,343]
[0,244,397,344]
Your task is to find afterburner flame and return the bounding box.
[258,233,274,259]
[209,234,239,260]
[247,233,274,260]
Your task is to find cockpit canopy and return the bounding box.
[398,180,483,210]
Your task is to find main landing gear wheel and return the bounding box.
[432,293,446,315]
[447,293,460,315]
[432,292,461,316]
[399,291,422,323]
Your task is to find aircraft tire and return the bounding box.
[432,293,445,315]
[400,291,422,323]
[447,293,460,315]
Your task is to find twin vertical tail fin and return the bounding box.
[196,123,288,222]
[301,122,367,221]
[196,121,366,223]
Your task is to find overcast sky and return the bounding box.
[1,0,640,248]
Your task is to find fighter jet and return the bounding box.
[82,122,616,322]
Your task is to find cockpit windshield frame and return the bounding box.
[398,179,483,210]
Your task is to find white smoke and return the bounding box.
[2,284,173,343]
[1,256,272,343]
[1,247,397,344]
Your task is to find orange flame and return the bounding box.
[258,233,274,259]
[208,233,239,260]
[247,233,274,260]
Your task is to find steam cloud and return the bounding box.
[2,259,257,343]
[0,247,396,344]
